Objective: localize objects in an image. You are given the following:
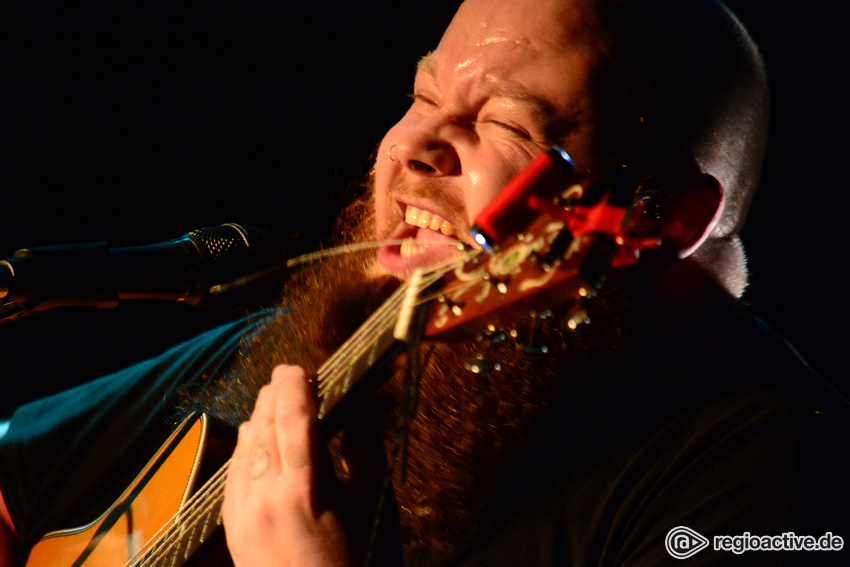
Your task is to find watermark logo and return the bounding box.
[665,526,844,559]
[665,526,710,559]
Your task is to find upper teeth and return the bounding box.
[404,205,456,236]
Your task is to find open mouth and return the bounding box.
[377,204,465,274]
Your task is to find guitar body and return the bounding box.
[24,414,208,567]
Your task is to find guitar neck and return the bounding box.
[315,258,466,424]
[141,256,464,566]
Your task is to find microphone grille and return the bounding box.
[189,224,250,262]
[186,223,288,311]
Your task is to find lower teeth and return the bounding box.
[400,237,422,258]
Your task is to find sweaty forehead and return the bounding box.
[447,0,604,53]
[421,0,610,90]
[417,0,610,118]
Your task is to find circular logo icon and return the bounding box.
[665,526,710,559]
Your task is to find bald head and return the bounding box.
[595,0,768,237]
[444,0,768,236]
[589,0,769,294]
[377,0,767,294]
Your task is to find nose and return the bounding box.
[391,118,460,176]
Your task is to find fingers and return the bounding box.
[238,364,315,478]
[223,364,401,567]
[270,364,317,497]
[223,365,323,566]
[224,364,316,512]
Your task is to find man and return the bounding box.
[1,0,848,566]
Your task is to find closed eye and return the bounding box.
[478,119,533,140]
[408,92,439,107]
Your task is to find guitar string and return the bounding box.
[139,257,470,565]
[314,252,474,397]
[135,251,479,564]
[313,256,472,400]
[133,286,414,565]
[133,292,408,565]
[132,461,231,566]
[132,251,475,566]
[312,248,471,384]
[209,238,464,295]
[286,239,469,269]
[314,278,413,397]
[316,270,427,398]
[138,226,600,563]
[305,243,476,396]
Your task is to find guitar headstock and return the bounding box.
[414,146,723,343]
[316,147,722,422]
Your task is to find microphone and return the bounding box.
[0,224,288,316]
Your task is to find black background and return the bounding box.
[1,2,847,415]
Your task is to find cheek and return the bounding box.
[373,127,402,238]
[461,144,539,221]
[461,166,500,222]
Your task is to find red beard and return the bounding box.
[186,189,629,560]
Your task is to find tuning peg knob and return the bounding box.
[517,311,551,355]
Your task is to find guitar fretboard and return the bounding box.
[131,253,472,567]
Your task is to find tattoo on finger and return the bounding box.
[250,445,271,479]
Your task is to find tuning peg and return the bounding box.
[465,327,510,374]
[478,270,512,295]
[543,226,575,265]
[578,234,619,287]
[437,294,466,318]
[469,146,576,251]
[517,311,551,355]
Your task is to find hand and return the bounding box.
[223,364,400,567]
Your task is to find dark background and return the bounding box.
[1,2,847,415]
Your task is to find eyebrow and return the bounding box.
[489,84,560,129]
[416,51,436,76]
[414,51,564,135]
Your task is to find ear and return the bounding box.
[636,171,724,272]
[660,172,724,258]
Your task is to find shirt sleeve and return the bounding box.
[0,309,277,547]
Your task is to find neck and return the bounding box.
[649,257,736,318]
